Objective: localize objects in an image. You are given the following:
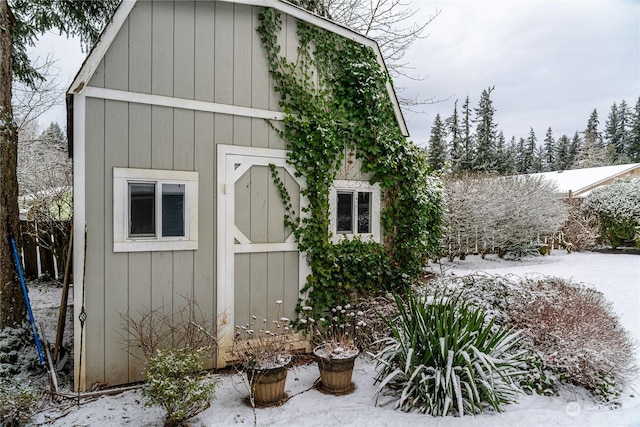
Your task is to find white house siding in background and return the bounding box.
[529,163,640,198]
[68,0,405,390]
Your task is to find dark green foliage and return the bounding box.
[427,113,448,171]
[257,9,444,317]
[9,0,119,87]
[373,290,528,416]
[582,179,640,248]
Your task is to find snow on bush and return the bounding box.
[509,276,637,400]
[373,290,529,416]
[424,273,637,401]
[442,174,567,259]
[0,379,44,427]
[582,178,640,248]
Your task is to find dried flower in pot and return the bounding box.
[300,303,365,394]
[231,301,294,406]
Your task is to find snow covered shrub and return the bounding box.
[509,277,637,401]
[582,179,640,248]
[373,290,528,416]
[143,347,218,427]
[0,379,43,427]
[442,174,567,259]
[560,197,598,251]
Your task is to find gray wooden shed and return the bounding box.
[68,0,407,390]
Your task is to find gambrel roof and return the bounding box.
[67,0,408,136]
[529,163,640,197]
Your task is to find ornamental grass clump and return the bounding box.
[373,290,529,416]
[143,347,218,427]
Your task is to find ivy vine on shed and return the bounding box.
[257,8,444,317]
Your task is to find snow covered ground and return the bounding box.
[32,250,639,426]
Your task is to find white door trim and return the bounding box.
[216,144,308,365]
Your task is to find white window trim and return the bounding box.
[329,180,380,243]
[113,167,198,252]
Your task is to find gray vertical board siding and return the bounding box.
[84,98,106,384]
[103,100,130,384]
[127,252,151,382]
[250,166,269,243]
[214,2,233,144]
[234,253,250,330]
[235,169,251,240]
[128,104,152,169]
[104,15,129,91]
[152,0,174,97]
[283,251,299,322]
[89,58,105,89]
[172,108,195,300]
[151,106,174,170]
[174,0,195,100]
[193,111,215,356]
[194,1,215,103]
[251,8,270,149]
[214,2,233,105]
[233,4,252,148]
[266,252,285,324]
[267,167,286,243]
[128,0,152,93]
[249,252,269,323]
[127,103,152,382]
[284,170,300,240]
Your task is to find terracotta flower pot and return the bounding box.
[314,345,359,394]
[247,365,288,406]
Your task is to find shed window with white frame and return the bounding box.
[114,168,198,252]
[330,180,380,243]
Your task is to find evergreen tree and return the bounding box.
[515,137,526,173]
[494,130,509,174]
[520,128,537,173]
[617,99,631,163]
[577,109,606,168]
[628,96,640,161]
[555,134,570,170]
[568,131,582,169]
[445,100,463,172]
[533,145,544,173]
[504,136,517,174]
[542,127,556,171]
[473,86,498,172]
[459,96,474,171]
[1,0,118,329]
[603,101,627,162]
[427,113,447,171]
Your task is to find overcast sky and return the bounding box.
[399,0,639,146]
[29,0,639,149]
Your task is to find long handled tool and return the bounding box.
[8,231,45,366]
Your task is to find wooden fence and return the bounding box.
[18,220,71,280]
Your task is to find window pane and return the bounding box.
[129,183,155,237]
[337,192,353,233]
[357,191,371,233]
[162,183,185,237]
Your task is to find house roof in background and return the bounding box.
[529,163,640,197]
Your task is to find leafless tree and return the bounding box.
[292,0,441,107]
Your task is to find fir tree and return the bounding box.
[460,96,474,171]
[542,127,556,171]
[628,96,640,161]
[446,100,463,172]
[555,134,570,170]
[568,131,581,169]
[603,101,627,162]
[494,130,510,174]
[473,86,498,172]
[577,109,606,168]
[427,113,448,171]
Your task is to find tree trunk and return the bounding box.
[0,0,26,328]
